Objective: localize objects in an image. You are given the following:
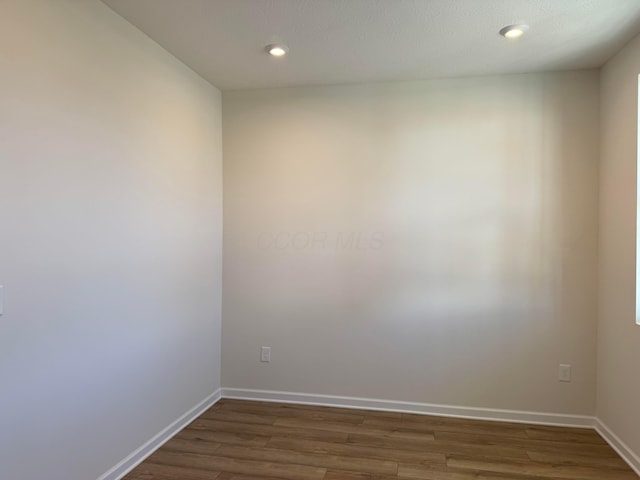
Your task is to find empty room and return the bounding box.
[2,0,640,479]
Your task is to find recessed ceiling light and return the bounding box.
[266,44,289,57]
[499,24,529,39]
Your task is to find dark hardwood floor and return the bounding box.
[124,399,637,480]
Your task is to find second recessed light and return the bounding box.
[266,44,289,57]
[499,24,529,39]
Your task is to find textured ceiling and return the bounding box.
[102,0,640,90]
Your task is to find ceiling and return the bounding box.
[102,0,640,91]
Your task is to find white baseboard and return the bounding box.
[595,419,640,476]
[221,388,595,428]
[97,388,222,480]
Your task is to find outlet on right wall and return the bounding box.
[598,31,640,465]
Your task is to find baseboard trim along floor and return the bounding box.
[99,387,640,479]
[98,388,222,480]
[222,388,595,428]
[595,418,640,476]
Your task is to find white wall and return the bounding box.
[222,72,600,415]
[0,1,222,479]
[598,32,640,458]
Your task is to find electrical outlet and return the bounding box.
[558,364,572,382]
[260,346,271,363]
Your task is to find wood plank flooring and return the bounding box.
[124,399,637,480]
